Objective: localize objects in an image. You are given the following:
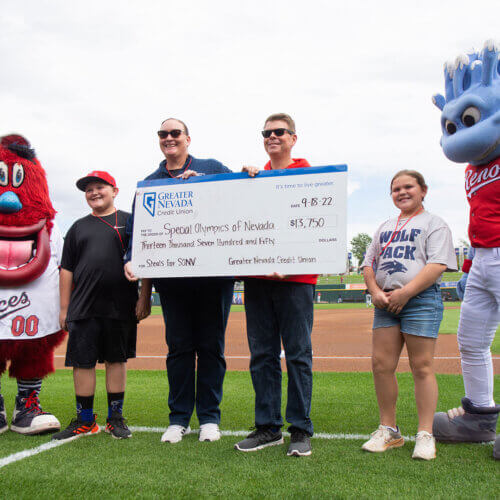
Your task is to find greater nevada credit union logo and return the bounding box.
[143,192,156,216]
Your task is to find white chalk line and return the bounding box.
[131,428,499,447]
[130,427,499,445]
[2,426,495,469]
[0,439,68,469]
[130,426,389,441]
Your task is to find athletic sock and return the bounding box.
[382,425,399,433]
[107,392,124,418]
[76,395,94,422]
[17,378,42,399]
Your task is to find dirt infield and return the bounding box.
[54,308,500,374]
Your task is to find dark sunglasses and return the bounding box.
[261,128,294,138]
[157,129,183,139]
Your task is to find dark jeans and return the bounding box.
[244,279,314,435]
[154,278,234,426]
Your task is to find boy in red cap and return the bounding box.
[53,171,150,440]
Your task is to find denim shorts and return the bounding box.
[372,284,444,338]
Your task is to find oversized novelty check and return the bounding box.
[131,165,347,278]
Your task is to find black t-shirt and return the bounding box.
[61,210,138,321]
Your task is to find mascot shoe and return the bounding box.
[10,391,60,435]
[433,398,499,443]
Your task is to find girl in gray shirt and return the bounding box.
[360,170,457,461]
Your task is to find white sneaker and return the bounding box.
[199,423,221,442]
[362,425,404,452]
[412,431,436,460]
[161,425,191,443]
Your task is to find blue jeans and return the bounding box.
[244,279,314,436]
[154,278,234,426]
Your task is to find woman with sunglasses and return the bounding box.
[124,118,234,444]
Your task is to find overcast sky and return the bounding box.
[2,1,498,256]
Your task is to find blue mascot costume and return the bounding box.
[432,40,500,459]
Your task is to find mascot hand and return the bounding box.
[456,273,468,300]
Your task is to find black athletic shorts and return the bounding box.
[65,317,137,368]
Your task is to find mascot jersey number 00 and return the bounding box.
[0,134,65,435]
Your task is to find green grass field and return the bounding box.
[0,371,498,498]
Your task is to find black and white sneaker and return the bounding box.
[161,424,191,443]
[105,412,132,439]
[287,429,312,456]
[11,391,60,435]
[234,428,283,452]
[0,395,7,434]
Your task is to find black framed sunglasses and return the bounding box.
[157,129,183,139]
[261,128,294,139]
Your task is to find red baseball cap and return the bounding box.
[76,171,117,191]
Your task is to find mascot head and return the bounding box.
[433,40,500,166]
[0,135,56,287]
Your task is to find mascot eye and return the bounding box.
[461,106,481,127]
[445,120,457,135]
[0,162,8,186]
[12,163,25,188]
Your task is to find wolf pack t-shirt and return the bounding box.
[361,211,457,290]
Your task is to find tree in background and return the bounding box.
[350,233,372,266]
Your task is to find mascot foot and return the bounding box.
[494,436,500,460]
[0,395,7,434]
[433,398,499,443]
[10,391,60,435]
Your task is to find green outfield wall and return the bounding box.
[151,285,459,306]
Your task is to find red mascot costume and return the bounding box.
[0,134,65,435]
